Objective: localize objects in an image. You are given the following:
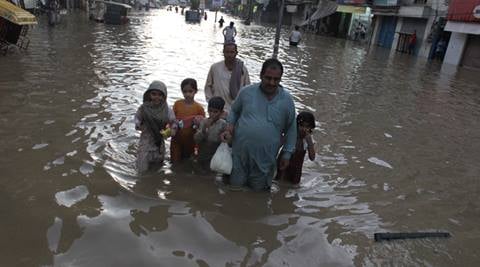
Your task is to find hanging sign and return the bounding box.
[212,0,223,8]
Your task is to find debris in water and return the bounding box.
[368,157,393,169]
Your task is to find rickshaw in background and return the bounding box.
[91,1,131,25]
[185,0,200,23]
[0,0,37,55]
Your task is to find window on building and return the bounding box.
[414,0,427,4]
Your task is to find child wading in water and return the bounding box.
[171,78,205,163]
[135,81,175,173]
[194,97,227,170]
[276,111,316,184]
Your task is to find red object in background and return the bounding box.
[447,0,480,23]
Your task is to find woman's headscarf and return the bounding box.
[141,81,169,147]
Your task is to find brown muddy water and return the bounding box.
[1,9,480,267]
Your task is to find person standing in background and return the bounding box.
[289,25,302,46]
[204,43,250,112]
[222,22,237,43]
[408,30,417,55]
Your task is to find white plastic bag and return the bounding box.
[210,142,232,174]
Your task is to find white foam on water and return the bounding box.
[47,217,63,253]
[55,185,89,207]
[368,157,393,169]
[32,143,49,150]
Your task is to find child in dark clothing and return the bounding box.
[194,97,227,170]
[276,111,315,184]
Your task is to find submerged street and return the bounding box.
[1,9,480,266]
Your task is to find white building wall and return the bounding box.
[443,32,468,65]
[370,15,382,47]
[428,0,448,13]
[289,6,305,27]
[398,6,425,18]
[418,15,434,58]
[368,16,383,51]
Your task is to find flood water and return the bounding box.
[1,9,480,266]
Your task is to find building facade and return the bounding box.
[443,0,480,69]
[369,0,449,58]
[262,0,371,40]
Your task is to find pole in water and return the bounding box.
[244,0,252,25]
[374,232,451,242]
[272,0,285,59]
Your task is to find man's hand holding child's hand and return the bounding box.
[220,124,234,143]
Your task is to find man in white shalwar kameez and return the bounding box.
[204,43,250,111]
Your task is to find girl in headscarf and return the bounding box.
[135,81,176,173]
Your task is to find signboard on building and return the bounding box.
[474,5,480,19]
[337,5,367,14]
[212,0,223,8]
[447,0,480,22]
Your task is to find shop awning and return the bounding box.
[0,0,37,25]
[299,0,338,26]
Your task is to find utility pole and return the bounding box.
[272,0,285,59]
[244,0,253,25]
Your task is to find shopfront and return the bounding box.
[443,0,480,68]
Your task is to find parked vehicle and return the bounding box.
[185,0,200,23]
[185,10,200,22]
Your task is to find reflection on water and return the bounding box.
[1,9,480,266]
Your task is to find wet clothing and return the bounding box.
[205,61,250,111]
[228,59,244,100]
[289,30,301,46]
[194,118,227,168]
[135,104,175,173]
[171,100,205,162]
[227,83,297,191]
[276,137,308,184]
[223,26,236,43]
